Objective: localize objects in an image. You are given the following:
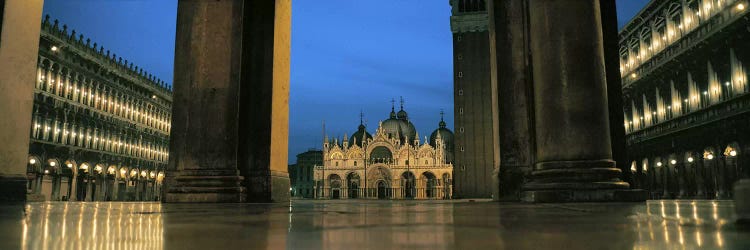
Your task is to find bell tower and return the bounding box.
[450,0,494,198]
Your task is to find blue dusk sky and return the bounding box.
[42,0,651,163]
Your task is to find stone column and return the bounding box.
[165,0,289,203]
[521,0,642,202]
[166,0,245,203]
[69,171,78,201]
[237,0,291,203]
[0,0,44,202]
[489,0,535,201]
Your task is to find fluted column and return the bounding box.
[521,0,642,202]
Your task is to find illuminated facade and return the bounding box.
[314,105,454,199]
[26,16,172,201]
[621,0,750,199]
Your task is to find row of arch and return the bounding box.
[30,101,169,162]
[316,169,452,200]
[37,57,172,135]
[27,155,164,201]
[629,143,747,199]
[624,46,748,133]
[619,0,745,78]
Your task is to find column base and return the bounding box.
[270,172,290,202]
[164,170,246,203]
[0,176,27,202]
[521,189,648,202]
[734,179,750,223]
[245,170,290,202]
[522,159,646,202]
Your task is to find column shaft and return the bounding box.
[489,0,535,201]
[0,0,44,202]
[522,0,640,202]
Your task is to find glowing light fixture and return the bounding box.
[707,154,715,160]
[29,159,36,164]
[657,162,663,167]
[51,46,58,52]
[730,150,738,157]
[67,163,73,168]
[670,159,677,165]
[738,3,746,10]
[688,157,694,163]
[49,162,56,167]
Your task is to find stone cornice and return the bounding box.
[450,13,489,33]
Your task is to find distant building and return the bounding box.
[620,0,750,199]
[449,0,494,198]
[314,102,454,199]
[26,16,172,201]
[290,149,322,198]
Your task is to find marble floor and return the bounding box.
[1,199,749,250]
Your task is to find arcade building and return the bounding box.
[621,0,750,199]
[25,16,173,202]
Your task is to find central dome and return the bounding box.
[381,99,417,144]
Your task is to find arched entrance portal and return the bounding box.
[346,172,360,199]
[329,174,342,199]
[402,172,416,199]
[377,181,387,199]
[422,172,437,198]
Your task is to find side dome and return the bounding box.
[349,124,372,147]
[430,115,454,163]
[429,128,454,150]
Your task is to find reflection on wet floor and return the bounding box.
[20,203,162,250]
[632,200,740,249]
[3,200,749,249]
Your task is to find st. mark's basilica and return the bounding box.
[314,101,454,199]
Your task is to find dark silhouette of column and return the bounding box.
[165,0,291,203]
[488,0,535,201]
[521,0,644,202]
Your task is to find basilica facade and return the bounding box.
[314,104,454,199]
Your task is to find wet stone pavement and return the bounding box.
[1,199,749,249]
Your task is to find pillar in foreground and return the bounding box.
[488,0,535,201]
[521,0,643,202]
[0,0,45,202]
[165,0,290,203]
